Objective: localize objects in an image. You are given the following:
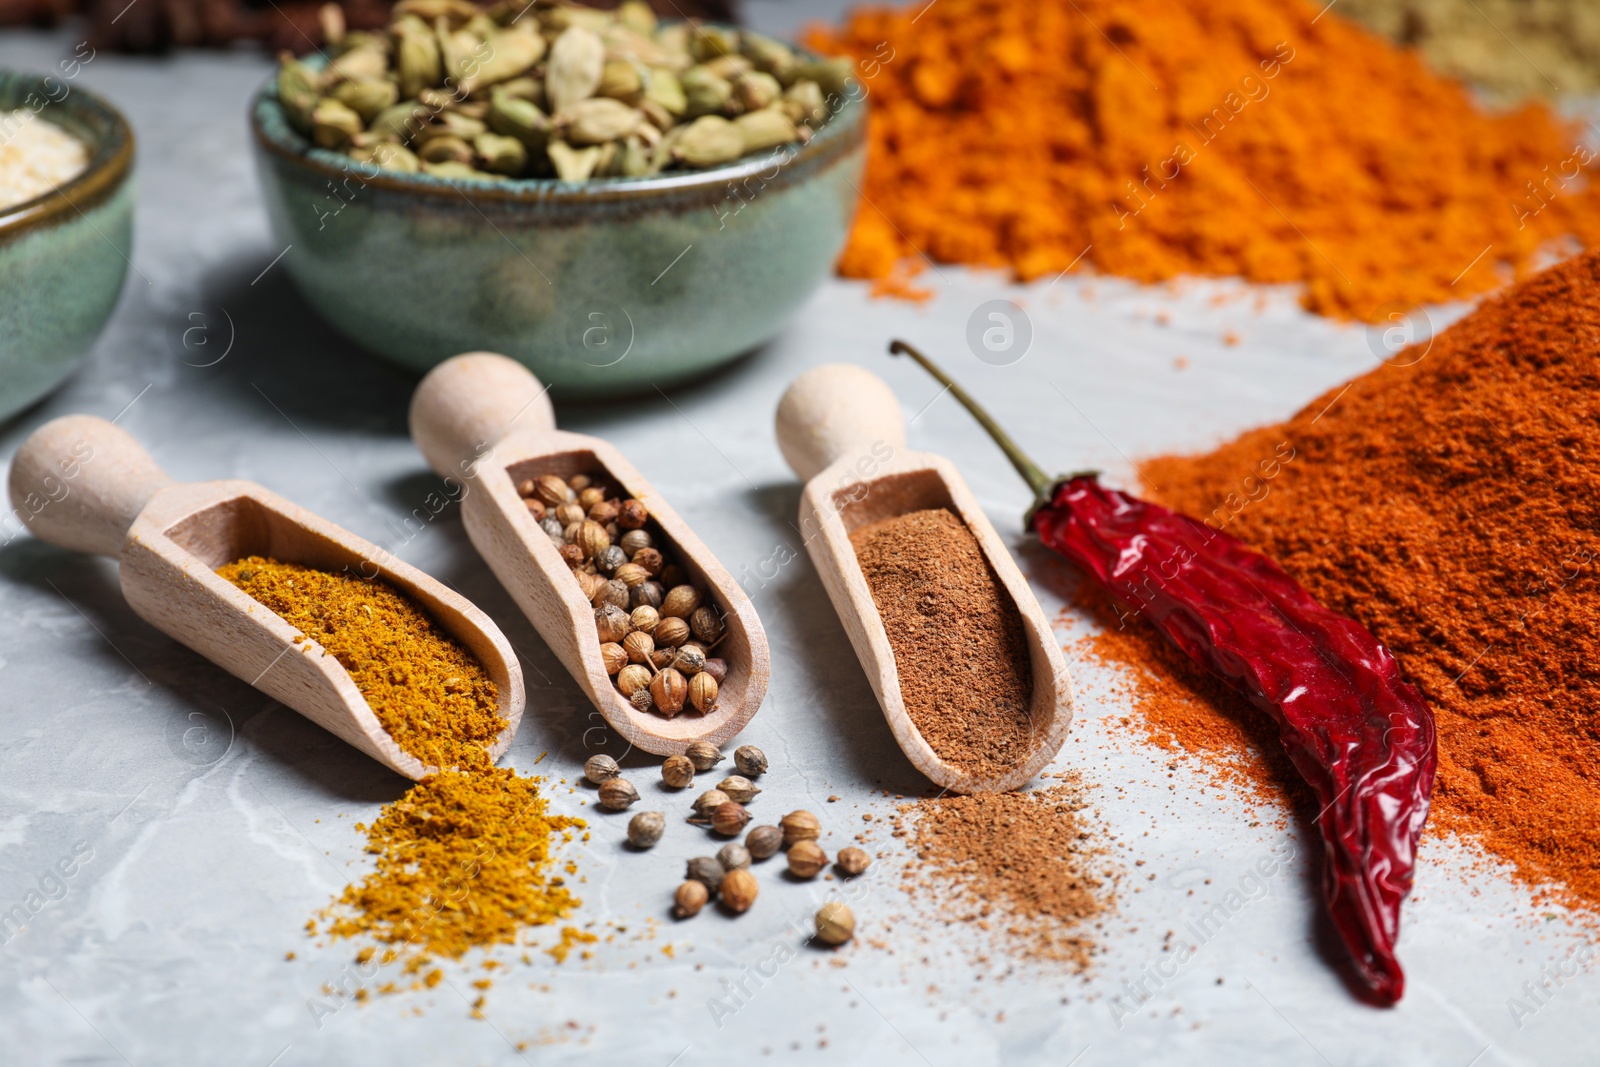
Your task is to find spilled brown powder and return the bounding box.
[850,509,1034,779]
[894,779,1113,970]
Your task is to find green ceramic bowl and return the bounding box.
[250,58,866,397]
[0,74,133,422]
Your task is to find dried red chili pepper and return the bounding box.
[889,340,1437,1005]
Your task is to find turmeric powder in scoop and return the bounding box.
[218,556,504,771]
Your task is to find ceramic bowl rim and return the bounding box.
[0,74,135,243]
[249,38,866,206]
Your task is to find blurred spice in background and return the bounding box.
[809,0,1600,320]
[1342,0,1600,99]
[1109,249,1600,915]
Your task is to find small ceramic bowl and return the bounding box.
[0,73,134,423]
[250,55,865,397]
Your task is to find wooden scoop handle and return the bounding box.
[775,363,907,482]
[8,414,174,557]
[409,352,557,480]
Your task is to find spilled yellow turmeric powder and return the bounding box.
[220,557,589,992]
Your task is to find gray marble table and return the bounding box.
[0,12,1592,1066]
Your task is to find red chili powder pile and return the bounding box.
[808,0,1600,320]
[1100,249,1600,912]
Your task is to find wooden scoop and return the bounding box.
[775,364,1074,793]
[408,352,769,757]
[7,414,524,781]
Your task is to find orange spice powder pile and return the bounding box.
[808,0,1600,319]
[1111,249,1600,913]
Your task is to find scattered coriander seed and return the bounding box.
[596,544,629,575]
[835,847,871,876]
[595,603,630,643]
[523,497,546,521]
[622,630,656,665]
[814,901,855,945]
[632,547,664,575]
[533,474,570,506]
[780,810,821,847]
[703,658,729,684]
[686,741,723,772]
[662,754,695,789]
[689,605,724,644]
[787,839,827,878]
[578,486,607,509]
[598,777,640,810]
[686,856,724,893]
[629,605,661,635]
[691,789,731,818]
[716,842,751,870]
[719,867,758,913]
[588,500,620,525]
[733,745,767,777]
[620,529,653,556]
[650,668,689,716]
[614,562,651,588]
[618,499,648,529]
[584,754,620,783]
[630,688,655,714]
[745,825,783,860]
[616,664,653,697]
[600,642,628,675]
[660,564,686,588]
[660,584,703,619]
[674,880,709,918]
[556,501,586,526]
[654,616,691,648]
[717,775,761,804]
[688,672,718,713]
[670,645,706,676]
[559,542,585,568]
[568,475,592,493]
[594,579,630,611]
[627,811,665,848]
[711,800,751,836]
[577,570,607,601]
[540,517,566,542]
[516,479,537,498]
[631,581,664,610]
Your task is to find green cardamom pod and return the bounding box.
[562,97,643,145]
[680,65,733,118]
[311,97,365,149]
[740,32,797,83]
[277,58,321,134]
[419,133,475,164]
[619,134,654,177]
[332,78,400,123]
[320,44,388,90]
[393,0,479,22]
[545,25,605,113]
[474,131,528,175]
[547,139,603,181]
[674,114,743,168]
[461,28,546,94]
[395,25,443,99]
[643,67,686,117]
[733,71,781,112]
[689,24,739,62]
[790,57,854,101]
[598,58,644,104]
[733,108,798,154]
[495,76,542,104]
[367,100,426,143]
[781,79,827,126]
[351,141,421,172]
[488,90,552,149]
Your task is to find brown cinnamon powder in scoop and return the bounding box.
[850,508,1034,779]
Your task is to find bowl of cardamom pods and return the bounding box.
[249,0,866,397]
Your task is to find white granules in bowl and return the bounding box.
[0,109,90,212]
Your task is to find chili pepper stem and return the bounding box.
[889,340,1085,524]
